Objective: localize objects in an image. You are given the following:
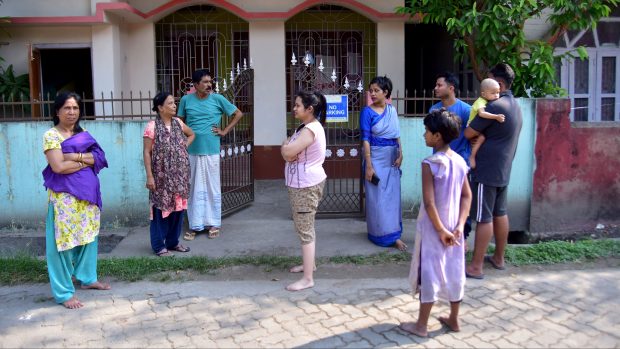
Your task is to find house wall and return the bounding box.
[0,27,93,75]
[399,99,535,231]
[119,23,157,96]
[1,0,92,17]
[530,99,620,236]
[0,121,148,229]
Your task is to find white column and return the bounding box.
[92,24,122,115]
[120,23,156,116]
[249,21,287,146]
[377,22,405,98]
[122,23,156,95]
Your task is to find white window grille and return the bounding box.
[556,15,620,122]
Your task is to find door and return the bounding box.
[28,45,42,118]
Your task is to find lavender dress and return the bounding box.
[409,152,468,303]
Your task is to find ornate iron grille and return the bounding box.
[155,5,253,216]
[286,5,377,216]
[220,68,254,216]
[155,5,249,97]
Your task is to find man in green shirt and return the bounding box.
[178,69,243,240]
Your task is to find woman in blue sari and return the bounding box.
[361,76,406,250]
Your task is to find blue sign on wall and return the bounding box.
[325,95,348,123]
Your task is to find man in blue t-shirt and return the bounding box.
[177,69,243,241]
[429,72,472,166]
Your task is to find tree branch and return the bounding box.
[547,23,568,46]
[464,34,484,81]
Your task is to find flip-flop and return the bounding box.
[465,271,484,279]
[183,231,196,241]
[208,228,220,239]
[156,249,174,257]
[484,255,506,270]
[170,244,190,253]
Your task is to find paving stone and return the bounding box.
[343,316,377,331]
[0,269,619,348]
[341,339,372,348]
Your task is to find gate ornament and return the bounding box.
[291,53,298,65]
[318,59,325,72]
[344,77,350,89]
[357,81,364,93]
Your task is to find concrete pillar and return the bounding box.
[92,24,122,115]
[377,22,405,98]
[249,21,287,179]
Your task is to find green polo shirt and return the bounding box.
[177,93,238,155]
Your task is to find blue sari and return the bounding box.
[360,104,402,246]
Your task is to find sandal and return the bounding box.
[170,244,190,253]
[207,228,220,239]
[183,231,196,241]
[156,249,174,257]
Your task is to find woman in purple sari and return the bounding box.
[361,76,406,250]
[42,92,110,309]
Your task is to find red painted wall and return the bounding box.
[530,99,620,234]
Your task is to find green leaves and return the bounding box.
[396,0,619,97]
[0,65,30,100]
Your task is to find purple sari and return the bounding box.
[42,131,108,209]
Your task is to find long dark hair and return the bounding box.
[295,90,327,126]
[53,92,84,134]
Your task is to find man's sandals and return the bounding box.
[183,228,220,240]
[208,227,220,239]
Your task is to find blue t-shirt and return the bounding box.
[429,99,472,165]
[177,93,238,155]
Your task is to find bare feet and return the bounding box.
[81,281,111,290]
[438,316,460,332]
[286,278,314,291]
[289,264,317,273]
[62,296,83,309]
[394,239,408,251]
[399,321,428,337]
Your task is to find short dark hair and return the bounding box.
[489,63,515,88]
[192,69,212,84]
[152,92,172,113]
[295,90,327,126]
[369,75,393,99]
[53,92,84,134]
[437,71,460,91]
[423,108,461,144]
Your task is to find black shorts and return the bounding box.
[470,182,508,223]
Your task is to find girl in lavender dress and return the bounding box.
[400,108,472,337]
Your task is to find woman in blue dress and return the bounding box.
[361,76,406,250]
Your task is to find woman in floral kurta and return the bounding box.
[43,92,110,309]
[143,92,194,256]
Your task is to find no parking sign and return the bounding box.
[325,94,348,123]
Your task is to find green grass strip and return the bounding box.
[1,239,618,285]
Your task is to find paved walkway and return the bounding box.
[1,268,618,348]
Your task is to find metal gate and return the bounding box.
[155,5,254,215]
[286,5,377,216]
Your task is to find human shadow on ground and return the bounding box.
[293,322,449,348]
